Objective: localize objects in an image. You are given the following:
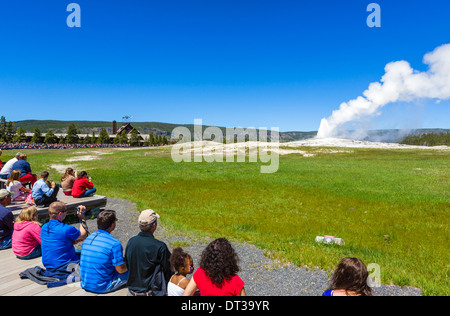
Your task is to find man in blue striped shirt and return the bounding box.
[80,210,128,294]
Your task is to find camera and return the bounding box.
[75,206,86,215]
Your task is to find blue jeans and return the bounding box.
[0,234,12,250]
[104,271,129,293]
[17,245,42,260]
[74,188,97,198]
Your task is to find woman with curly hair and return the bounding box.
[183,238,246,296]
[322,257,373,296]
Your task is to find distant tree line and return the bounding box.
[0,117,169,147]
[401,132,450,146]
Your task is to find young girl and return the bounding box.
[12,206,42,260]
[6,170,31,201]
[61,168,76,196]
[168,247,194,296]
[322,257,373,296]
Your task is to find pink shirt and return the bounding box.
[193,267,245,296]
[12,221,41,257]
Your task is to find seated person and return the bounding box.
[183,238,246,296]
[10,154,37,186]
[40,202,88,269]
[322,257,373,296]
[72,171,96,198]
[7,170,31,201]
[61,168,76,196]
[31,171,59,207]
[0,152,21,180]
[12,206,42,260]
[0,189,13,250]
[80,210,128,294]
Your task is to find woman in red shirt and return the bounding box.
[72,171,97,198]
[183,238,246,296]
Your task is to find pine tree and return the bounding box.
[129,130,141,147]
[44,130,58,144]
[31,127,42,143]
[91,131,97,144]
[66,123,79,144]
[6,122,15,142]
[149,133,155,146]
[0,116,6,142]
[84,134,91,144]
[114,131,128,144]
[98,129,110,144]
[13,127,27,142]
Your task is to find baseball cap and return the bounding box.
[0,189,12,200]
[138,209,160,225]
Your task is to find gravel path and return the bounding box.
[77,197,422,296]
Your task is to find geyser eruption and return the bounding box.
[317,44,450,139]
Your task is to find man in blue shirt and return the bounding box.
[31,171,59,207]
[80,209,128,294]
[41,202,88,269]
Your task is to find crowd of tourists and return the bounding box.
[0,151,97,206]
[0,151,374,297]
[0,196,373,296]
[0,142,131,150]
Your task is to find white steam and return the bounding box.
[317,44,450,139]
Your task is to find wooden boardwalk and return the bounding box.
[0,248,128,296]
[1,191,129,296]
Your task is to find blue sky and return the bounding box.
[0,0,449,132]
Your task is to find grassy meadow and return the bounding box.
[5,145,449,295]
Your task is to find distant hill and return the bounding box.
[11,120,450,143]
[13,120,317,142]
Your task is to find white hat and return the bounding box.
[138,209,160,225]
[0,189,12,200]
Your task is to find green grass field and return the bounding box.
[5,145,449,295]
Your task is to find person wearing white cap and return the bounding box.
[0,189,13,250]
[124,209,172,296]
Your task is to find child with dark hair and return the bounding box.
[322,257,373,296]
[167,247,194,296]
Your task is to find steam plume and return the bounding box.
[317,44,450,139]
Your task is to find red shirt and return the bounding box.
[71,177,94,197]
[193,267,245,296]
